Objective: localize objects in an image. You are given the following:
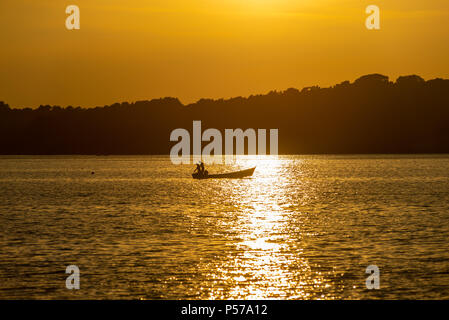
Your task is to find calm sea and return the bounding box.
[0,155,448,299]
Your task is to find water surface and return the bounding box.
[0,155,448,299]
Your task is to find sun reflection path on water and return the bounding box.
[202,156,338,300]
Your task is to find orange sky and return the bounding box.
[1,0,449,108]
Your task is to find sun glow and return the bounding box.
[227,0,315,14]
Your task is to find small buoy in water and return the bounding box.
[91,171,95,175]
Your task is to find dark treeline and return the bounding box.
[1,74,449,154]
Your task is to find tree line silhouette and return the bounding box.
[1,74,448,154]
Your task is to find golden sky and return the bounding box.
[1,0,449,107]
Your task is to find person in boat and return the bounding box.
[201,162,209,177]
[193,161,208,177]
[193,163,202,175]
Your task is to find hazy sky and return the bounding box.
[1,0,449,107]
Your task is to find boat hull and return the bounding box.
[192,167,256,179]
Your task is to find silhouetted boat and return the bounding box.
[192,167,256,179]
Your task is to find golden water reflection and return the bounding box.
[203,156,338,299]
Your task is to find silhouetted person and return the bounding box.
[194,163,202,175]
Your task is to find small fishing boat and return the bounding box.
[192,167,256,180]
